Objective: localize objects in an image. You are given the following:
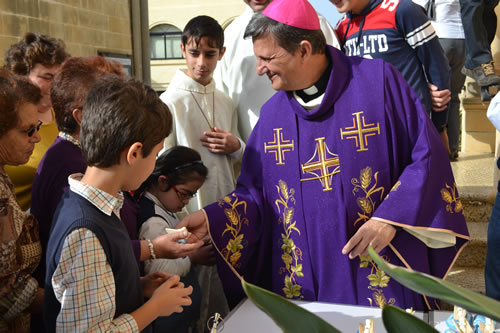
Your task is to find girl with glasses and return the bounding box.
[136,146,210,333]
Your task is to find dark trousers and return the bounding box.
[459,0,499,69]
[152,268,202,333]
[439,38,466,152]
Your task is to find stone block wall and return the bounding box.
[0,0,132,64]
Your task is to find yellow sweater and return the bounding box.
[5,111,58,210]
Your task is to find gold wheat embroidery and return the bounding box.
[351,166,385,226]
[219,194,249,268]
[352,167,394,307]
[275,180,303,299]
[441,183,463,214]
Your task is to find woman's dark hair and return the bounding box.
[136,146,208,197]
[4,32,69,75]
[0,69,41,138]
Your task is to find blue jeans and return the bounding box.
[459,0,499,68]
[485,160,500,301]
[439,38,466,152]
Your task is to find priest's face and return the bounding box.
[244,0,272,12]
[180,36,225,86]
[253,34,302,91]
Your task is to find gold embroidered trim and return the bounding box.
[275,180,304,299]
[219,194,249,268]
[441,183,463,214]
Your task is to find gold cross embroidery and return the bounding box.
[340,111,380,152]
[264,128,294,165]
[301,137,340,191]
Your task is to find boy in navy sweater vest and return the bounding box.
[44,75,195,332]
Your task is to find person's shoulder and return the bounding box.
[214,88,235,107]
[42,137,81,162]
[37,138,85,176]
[335,13,349,32]
[225,8,252,35]
[345,54,389,82]
[394,0,425,17]
[0,173,12,199]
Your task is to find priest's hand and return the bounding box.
[147,230,204,260]
[200,128,241,154]
[189,241,216,266]
[177,209,210,245]
[428,83,451,112]
[342,219,397,259]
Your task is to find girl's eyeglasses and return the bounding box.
[165,177,197,201]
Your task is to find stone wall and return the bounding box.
[0,0,132,64]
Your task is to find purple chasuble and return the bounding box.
[204,47,469,310]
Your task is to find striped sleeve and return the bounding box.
[405,21,437,49]
[396,0,450,90]
[52,228,139,332]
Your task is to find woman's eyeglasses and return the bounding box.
[21,120,43,137]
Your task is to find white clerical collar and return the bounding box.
[293,91,325,110]
[303,85,319,95]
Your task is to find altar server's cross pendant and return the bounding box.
[340,111,380,152]
[301,137,340,192]
[265,128,294,165]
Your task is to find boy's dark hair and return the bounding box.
[4,32,69,75]
[244,12,326,55]
[136,146,208,197]
[182,15,224,51]
[0,69,41,138]
[51,56,124,135]
[81,75,172,167]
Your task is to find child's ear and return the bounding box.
[218,46,226,60]
[126,142,143,166]
[180,43,187,58]
[72,108,82,126]
[158,175,169,191]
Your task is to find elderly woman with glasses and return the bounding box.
[3,32,69,210]
[0,69,44,332]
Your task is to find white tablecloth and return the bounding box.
[216,298,456,332]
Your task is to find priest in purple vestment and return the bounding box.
[178,0,470,311]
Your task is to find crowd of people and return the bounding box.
[0,0,498,331]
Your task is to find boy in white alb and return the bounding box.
[160,15,244,331]
[161,16,244,215]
